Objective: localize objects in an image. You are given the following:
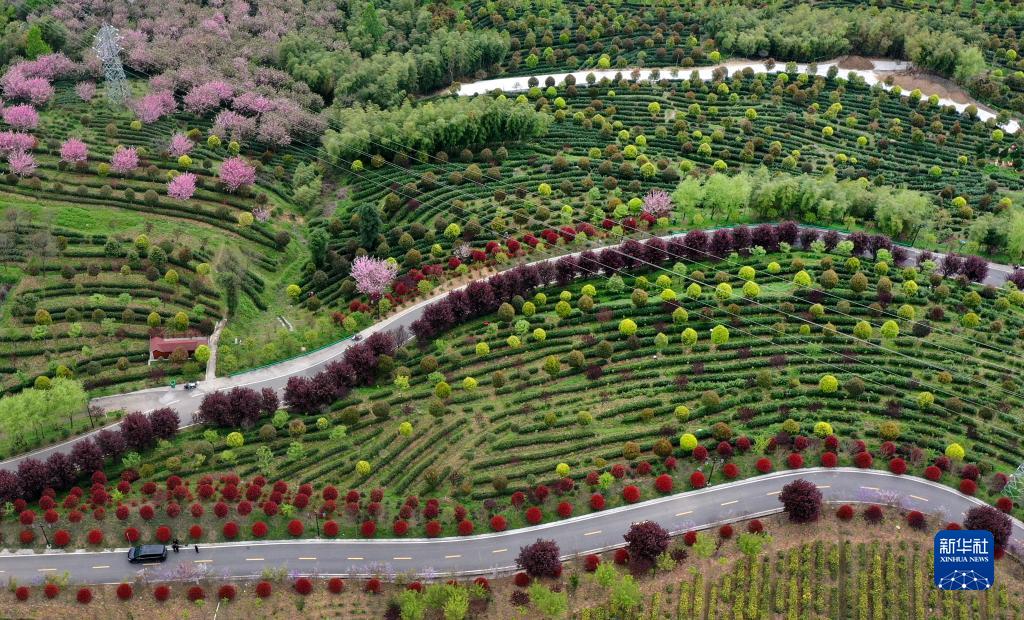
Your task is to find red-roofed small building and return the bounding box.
[149,336,209,364]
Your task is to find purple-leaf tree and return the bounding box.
[111,146,139,174]
[168,133,193,158]
[167,172,197,200]
[7,151,36,176]
[642,189,673,219]
[218,156,256,192]
[2,105,39,131]
[60,138,88,165]
[351,256,398,303]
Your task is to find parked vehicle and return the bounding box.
[127,544,167,563]
[184,382,198,390]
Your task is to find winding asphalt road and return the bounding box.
[0,225,1018,473]
[0,469,1020,585]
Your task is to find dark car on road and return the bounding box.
[128,544,167,563]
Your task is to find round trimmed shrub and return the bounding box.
[722,463,739,478]
[15,586,29,601]
[294,578,313,595]
[959,479,977,496]
[365,578,381,594]
[655,474,673,493]
[328,578,344,594]
[189,525,203,540]
[255,582,272,598]
[719,524,734,539]
[613,548,630,564]
[683,531,697,545]
[755,458,772,473]
[836,505,854,520]
[924,465,942,481]
[906,511,926,529]
[863,505,884,523]
[218,584,236,601]
[44,583,60,599]
[854,452,873,468]
[457,520,474,535]
[590,493,606,510]
[513,572,531,587]
[425,520,442,537]
[689,472,706,489]
[786,453,804,468]
[584,554,601,572]
[251,521,268,538]
[222,522,239,539]
[153,584,171,601]
[525,506,543,524]
[116,583,133,600]
[187,586,205,602]
[490,515,507,531]
[155,525,172,543]
[747,519,764,534]
[889,458,907,475]
[393,520,409,536]
[76,588,92,604]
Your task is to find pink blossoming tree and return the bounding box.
[8,151,36,176]
[167,172,197,200]
[218,156,255,192]
[111,147,140,174]
[168,133,193,158]
[133,91,176,124]
[60,138,88,165]
[0,132,35,155]
[183,81,233,115]
[642,189,673,219]
[351,256,398,303]
[2,105,39,131]
[74,82,96,102]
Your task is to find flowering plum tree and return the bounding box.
[0,132,35,154]
[184,81,233,115]
[111,147,139,174]
[60,138,88,165]
[168,133,193,158]
[8,151,36,176]
[2,105,39,131]
[167,173,197,200]
[133,91,176,123]
[219,156,256,192]
[74,82,96,102]
[351,256,398,303]
[642,189,673,219]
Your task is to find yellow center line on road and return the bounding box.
[92,565,110,569]
[909,495,929,502]
[298,557,317,561]
[676,510,693,516]
[194,559,213,564]
[445,554,462,559]
[245,558,264,562]
[347,557,364,561]
[766,490,780,496]
[393,556,412,561]
[584,530,601,536]
[817,485,831,489]
[37,568,56,572]
[492,548,508,554]
[720,500,738,506]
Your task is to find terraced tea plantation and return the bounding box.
[0,82,330,401]
[581,539,1024,619]
[82,244,1022,543]
[326,68,1021,311]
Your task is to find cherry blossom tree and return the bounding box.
[643,189,673,219]
[2,105,39,131]
[351,256,398,303]
[167,172,197,200]
[233,92,273,114]
[133,91,176,124]
[168,133,193,158]
[218,156,256,192]
[60,138,88,165]
[213,110,255,141]
[111,147,140,174]
[8,151,36,176]
[183,81,233,115]
[1,74,53,105]
[0,132,35,155]
[74,82,96,102]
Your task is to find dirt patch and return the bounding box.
[836,55,875,70]
[880,70,978,106]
